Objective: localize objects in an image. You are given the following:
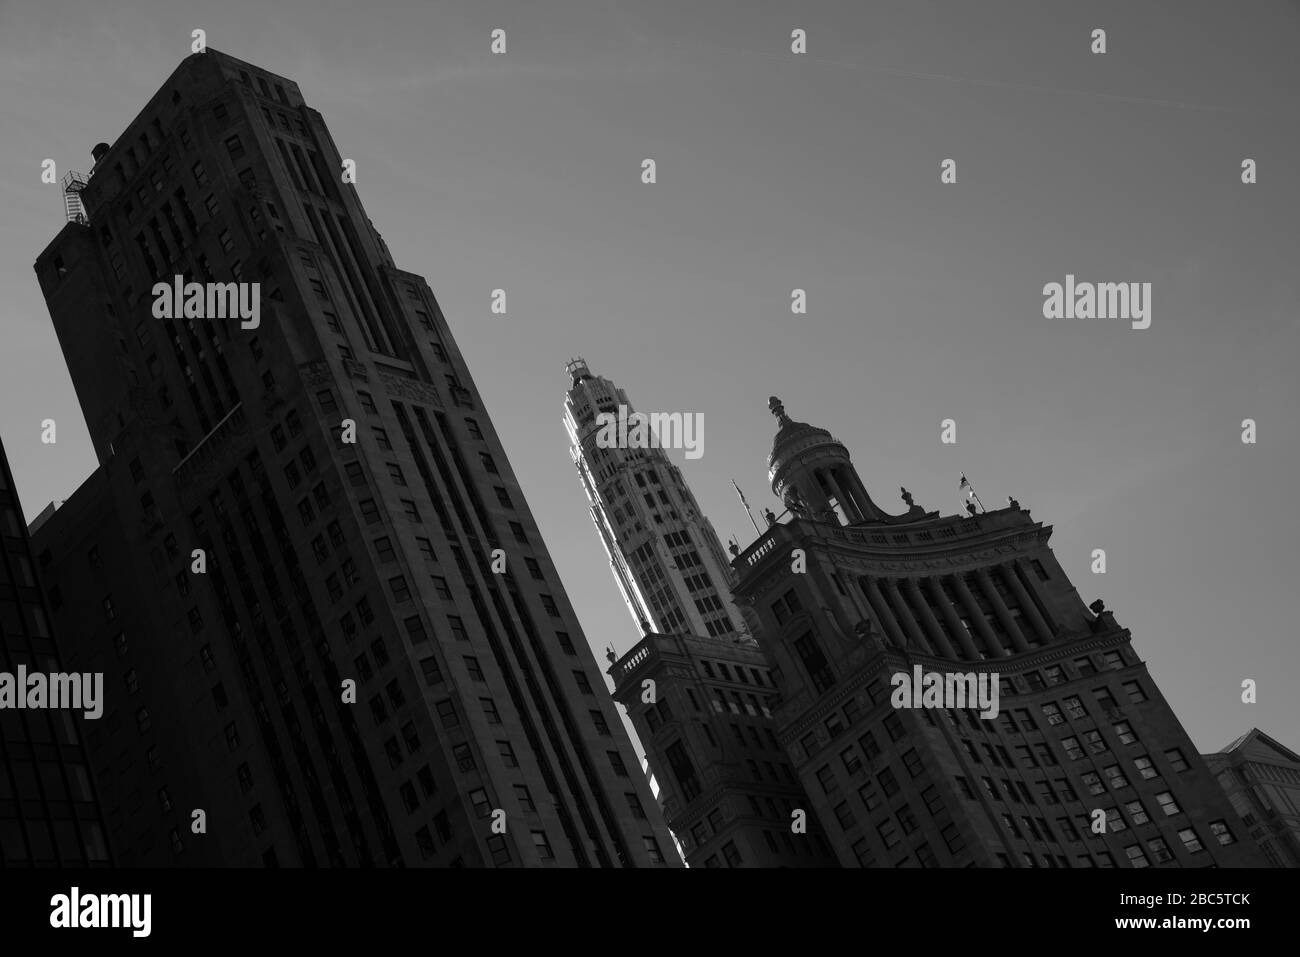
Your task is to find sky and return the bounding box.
[1,0,1297,756]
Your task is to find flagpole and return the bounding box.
[732,480,761,536]
[960,473,987,514]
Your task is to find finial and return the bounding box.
[768,396,790,425]
[728,540,740,558]
[605,645,617,664]
[763,507,777,527]
[965,501,977,516]
[1089,598,1106,615]
[900,486,914,507]
[1007,495,1020,509]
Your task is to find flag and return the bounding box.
[959,473,969,488]
[732,480,751,510]
[960,473,975,499]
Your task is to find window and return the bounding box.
[374,537,395,563]
[793,632,834,693]
[449,742,473,772]
[1155,791,1182,817]
[401,499,420,523]
[1164,748,1189,773]
[902,749,924,778]
[435,699,459,728]
[498,741,519,768]
[878,767,899,798]
[608,751,629,777]
[400,613,426,642]
[1103,764,1130,790]
[1124,800,1150,826]
[532,830,555,862]
[515,784,536,813]
[1122,680,1148,704]
[448,616,469,642]
[883,712,905,742]
[1058,738,1083,761]
[834,801,856,830]
[1113,721,1138,745]
[1208,820,1236,845]
[388,575,411,603]
[1177,828,1204,854]
[841,747,862,776]
[876,819,900,849]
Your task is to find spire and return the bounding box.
[768,395,791,427]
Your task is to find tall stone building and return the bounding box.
[563,358,751,639]
[1203,728,1300,867]
[566,362,832,865]
[0,436,111,866]
[30,50,674,867]
[727,396,1265,867]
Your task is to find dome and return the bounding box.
[766,396,848,484]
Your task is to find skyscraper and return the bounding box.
[31,50,674,867]
[563,358,750,639]
[566,361,833,865]
[727,396,1266,867]
[0,436,111,867]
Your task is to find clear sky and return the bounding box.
[1,0,1296,756]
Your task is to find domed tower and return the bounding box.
[766,396,892,525]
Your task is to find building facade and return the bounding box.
[0,437,111,867]
[609,631,835,866]
[728,397,1266,868]
[1203,728,1300,867]
[31,50,674,867]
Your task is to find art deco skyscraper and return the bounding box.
[563,359,750,640]
[728,397,1265,868]
[31,50,674,867]
[566,362,834,866]
[0,437,111,867]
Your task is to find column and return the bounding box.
[882,578,932,654]
[825,472,855,524]
[925,577,981,661]
[951,573,1005,659]
[976,568,1031,654]
[905,578,956,658]
[862,576,908,650]
[1005,560,1055,644]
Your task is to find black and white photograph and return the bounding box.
[0,0,1295,943]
